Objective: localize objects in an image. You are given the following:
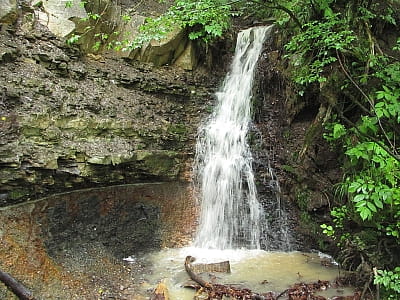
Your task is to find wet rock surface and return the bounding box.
[253,29,342,250]
[0,19,219,206]
[0,183,197,299]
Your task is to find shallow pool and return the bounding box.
[130,247,355,299]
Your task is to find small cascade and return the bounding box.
[193,26,273,249]
[256,150,293,251]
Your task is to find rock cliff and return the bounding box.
[0,0,221,206]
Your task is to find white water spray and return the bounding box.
[193,26,272,249]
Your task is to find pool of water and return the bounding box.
[130,247,355,299]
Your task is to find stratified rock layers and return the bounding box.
[0,24,214,206]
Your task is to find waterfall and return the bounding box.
[193,26,273,249]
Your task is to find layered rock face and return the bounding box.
[0,1,218,207]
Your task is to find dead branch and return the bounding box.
[184,256,270,299]
[185,256,214,289]
[0,269,35,300]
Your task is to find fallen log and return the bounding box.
[190,260,231,274]
[0,269,35,300]
[185,256,213,289]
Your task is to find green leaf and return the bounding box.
[353,194,365,202]
[374,198,384,209]
[367,202,377,212]
[355,201,366,207]
[333,123,346,138]
[66,34,80,45]
[359,207,372,220]
[348,181,361,193]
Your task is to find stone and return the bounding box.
[74,0,121,53]
[0,0,17,24]
[110,153,136,165]
[132,27,188,66]
[33,0,87,37]
[87,156,112,165]
[136,150,180,178]
[174,40,198,70]
[113,14,146,58]
[152,281,170,300]
[0,48,19,62]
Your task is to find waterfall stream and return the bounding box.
[193,26,272,249]
[130,26,354,299]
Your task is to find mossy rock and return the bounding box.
[136,150,180,178]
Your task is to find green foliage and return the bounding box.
[64,0,235,51]
[65,1,73,8]
[82,12,101,22]
[320,206,350,246]
[393,38,400,51]
[374,267,400,299]
[318,0,400,231]
[325,109,400,235]
[65,0,86,9]
[284,2,400,298]
[128,0,232,49]
[320,223,334,236]
[66,33,81,45]
[323,64,400,295]
[330,205,347,230]
[121,15,131,23]
[323,123,346,141]
[284,13,355,85]
[63,1,127,52]
[323,40,400,237]
[357,2,397,26]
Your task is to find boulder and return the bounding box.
[174,40,198,70]
[113,14,146,57]
[0,0,17,24]
[33,0,87,37]
[131,27,187,66]
[75,0,121,52]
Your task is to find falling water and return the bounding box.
[193,26,273,249]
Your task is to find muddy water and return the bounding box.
[133,247,354,299]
